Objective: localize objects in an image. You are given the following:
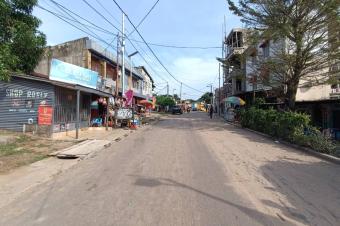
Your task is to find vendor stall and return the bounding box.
[224,96,246,122]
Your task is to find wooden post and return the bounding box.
[102,61,107,78]
[76,89,80,139]
[105,97,109,131]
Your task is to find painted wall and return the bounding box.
[0,77,55,132]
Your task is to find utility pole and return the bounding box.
[179,82,182,102]
[115,33,120,97]
[166,82,169,97]
[218,63,221,116]
[207,83,213,106]
[121,12,126,97]
[210,85,213,107]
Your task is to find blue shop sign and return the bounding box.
[50,59,98,89]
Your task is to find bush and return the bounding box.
[239,107,335,154]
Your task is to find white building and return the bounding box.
[136,66,154,99]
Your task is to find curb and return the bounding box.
[224,121,340,165]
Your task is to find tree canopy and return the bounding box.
[227,0,340,109]
[198,92,212,104]
[156,95,176,107]
[0,0,46,81]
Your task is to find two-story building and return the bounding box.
[136,66,155,101]
[0,37,154,137]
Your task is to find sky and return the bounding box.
[33,0,242,100]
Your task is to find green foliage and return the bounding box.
[0,0,46,80]
[252,98,265,108]
[239,107,335,154]
[156,95,176,107]
[227,0,340,109]
[173,94,180,101]
[198,92,212,104]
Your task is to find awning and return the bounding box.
[75,85,111,97]
[13,74,113,97]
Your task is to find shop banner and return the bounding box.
[50,59,98,89]
[125,89,134,107]
[38,105,53,125]
[152,96,156,109]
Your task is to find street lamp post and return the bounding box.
[128,51,139,91]
[172,88,177,104]
[207,84,213,106]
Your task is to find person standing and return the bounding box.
[209,105,213,119]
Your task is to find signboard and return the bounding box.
[50,59,98,89]
[38,105,53,125]
[125,90,134,107]
[116,108,133,120]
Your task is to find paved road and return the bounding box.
[0,112,339,226]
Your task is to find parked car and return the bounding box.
[172,105,183,114]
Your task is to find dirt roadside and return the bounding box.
[0,131,78,174]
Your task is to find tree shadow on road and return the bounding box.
[259,159,340,226]
[128,175,295,226]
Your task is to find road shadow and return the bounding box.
[128,175,294,226]
[259,159,340,225]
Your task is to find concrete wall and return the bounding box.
[296,83,332,101]
[34,38,88,77]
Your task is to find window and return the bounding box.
[260,41,270,58]
[236,80,242,91]
[263,44,270,57]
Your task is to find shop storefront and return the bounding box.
[0,59,113,138]
[0,76,55,135]
[49,59,112,137]
[296,100,340,140]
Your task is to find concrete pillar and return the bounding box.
[85,50,91,69]
[76,90,80,139]
[102,61,107,78]
[128,75,133,89]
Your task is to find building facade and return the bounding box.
[218,28,340,139]
[0,37,155,136]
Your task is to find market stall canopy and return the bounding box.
[139,100,153,105]
[225,96,246,106]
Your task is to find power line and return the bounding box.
[46,0,114,36]
[40,2,168,85]
[94,0,121,26]
[128,0,160,37]
[45,1,217,51]
[47,0,108,48]
[110,0,205,94]
[37,4,117,52]
[81,0,121,34]
[129,38,221,49]
[126,38,168,83]
[77,0,169,83]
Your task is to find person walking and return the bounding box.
[209,105,213,119]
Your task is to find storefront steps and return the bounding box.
[50,139,111,159]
